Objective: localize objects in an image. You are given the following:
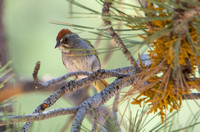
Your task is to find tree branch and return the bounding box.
[0,60,196,131]
[0,107,78,126]
[183,93,200,100]
[91,106,109,132]
[71,107,86,132]
[33,61,134,89]
[70,75,136,132]
[22,62,136,132]
[102,0,140,72]
[33,61,92,89]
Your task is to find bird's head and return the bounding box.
[55,29,78,49]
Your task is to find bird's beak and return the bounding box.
[55,41,61,48]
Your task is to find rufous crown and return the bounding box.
[56,29,72,41]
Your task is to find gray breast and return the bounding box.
[62,51,100,74]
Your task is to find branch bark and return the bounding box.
[183,93,200,100]
[22,62,135,132]
[102,0,140,72]
[0,62,199,131]
[70,75,136,132]
[0,107,77,126]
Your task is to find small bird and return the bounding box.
[55,29,109,92]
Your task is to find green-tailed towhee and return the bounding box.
[55,29,109,92]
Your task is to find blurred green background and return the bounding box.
[5,0,100,77]
[4,0,133,131]
[4,0,131,78]
[2,0,200,131]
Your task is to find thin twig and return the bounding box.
[103,6,123,66]
[102,1,140,72]
[0,107,78,126]
[33,61,92,89]
[33,61,42,88]
[183,93,200,100]
[112,91,122,132]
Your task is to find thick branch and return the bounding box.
[70,75,136,132]
[71,108,86,132]
[0,107,77,126]
[22,64,135,131]
[102,1,140,71]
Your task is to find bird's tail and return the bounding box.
[93,79,109,92]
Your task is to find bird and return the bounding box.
[55,29,109,92]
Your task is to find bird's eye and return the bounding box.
[62,38,68,43]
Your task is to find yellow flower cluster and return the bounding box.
[130,1,200,123]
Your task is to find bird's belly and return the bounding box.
[62,55,100,77]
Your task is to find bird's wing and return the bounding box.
[82,39,101,68]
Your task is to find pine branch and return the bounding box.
[22,62,135,132]
[183,93,200,100]
[71,107,87,132]
[33,61,92,89]
[0,107,77,126]
[70,75,136,132]
[102,0,140,72]
[0,61,199,131]
[33,61,134,90]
